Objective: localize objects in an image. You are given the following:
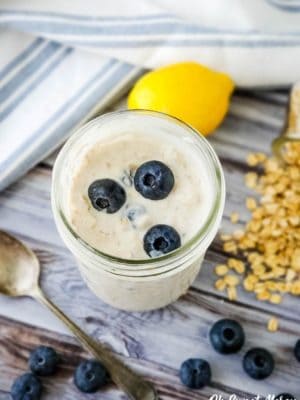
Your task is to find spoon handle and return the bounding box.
[33,287,157,400]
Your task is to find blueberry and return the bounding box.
[29,345,59,376]
[74,360,109,393]
[88,179,126,213]
[294,339,300,362]
[209,319,245,354]
[134,160,174,200]
[275,394,296,400]
[11,373,42,400]
[143,224,181,257]
[243,348,274,380]
[180,358,211,389]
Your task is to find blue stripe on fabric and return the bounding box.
[68,37,300,48]
[0,47,73,122]
[0,59,116,172]
[0,61,136,189]
[0,20,251,35]
[0,37,44,81]
[0,41,62,104]
[0,10,172,22]
[2,18,300,38]
[266,0,300,11]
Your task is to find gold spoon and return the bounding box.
[272,81,300,156]
[0,230,157,400]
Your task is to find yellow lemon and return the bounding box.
[128,62,234,135]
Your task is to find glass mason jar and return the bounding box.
[52,110,225,311]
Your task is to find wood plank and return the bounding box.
[0,294,299,399]
[0,90,298,324]
[1,89,300,398]
[0,315,255,400]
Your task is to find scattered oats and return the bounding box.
[256,291,271,301]
[247,220,261,233]
[267,317,279,332]
[228,258,238,269]
[247,153,266,166]
[247,153,258,166]
[286,269,297,282]
[216,142,300,305]
[233,229,244,240]
[289,216,300,227]
[245,172,258,188]
[223,241,237,254]
[227,286,237,301]
[215,278,226,291]
[247,274,259,284]
[256,153,267,163]
[220,234,232,241]
[273,267,286,278]
[252,208,264,219]
[271,229,281,238]
[230,212,239,224]
[260,272,275,281]
[266,281,277,291]
[277,282,289,293]
[224,274,240,286]
[264,203,278,215]
[290,281,300,295]
[254,283,266,294]
[246,197,257,211]
[228,258,245,274]
[243,278,254,292]
[291,249,300,271]
[269,294,282,304]
[235,262,246,275]
[265,159,278,172]
[215,264,229,276]
[247,252,261,263]
[252,265,266,276]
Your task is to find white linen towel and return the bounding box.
[1,0,300,190]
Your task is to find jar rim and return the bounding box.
[52,109,225,269]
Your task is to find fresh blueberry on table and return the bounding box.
[74,360,109,393]
[180,358,211,389]
[29,345,59,376]
[88,179,126,213]
[243,348,274,380]
[294,339,300,362]
[143,224,181,257]
[275,394,296,400]
[11,373,42,400]
[209,319,245,354]
[134,160,174,200]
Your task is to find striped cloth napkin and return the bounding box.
[1,0,300,190]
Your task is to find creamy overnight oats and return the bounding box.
[52,110,225,311]
[67,130,213,259]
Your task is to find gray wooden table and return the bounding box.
[0,90,299,399]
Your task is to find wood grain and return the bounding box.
[0,89,300,399]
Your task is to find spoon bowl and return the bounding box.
[0,231,39,296]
